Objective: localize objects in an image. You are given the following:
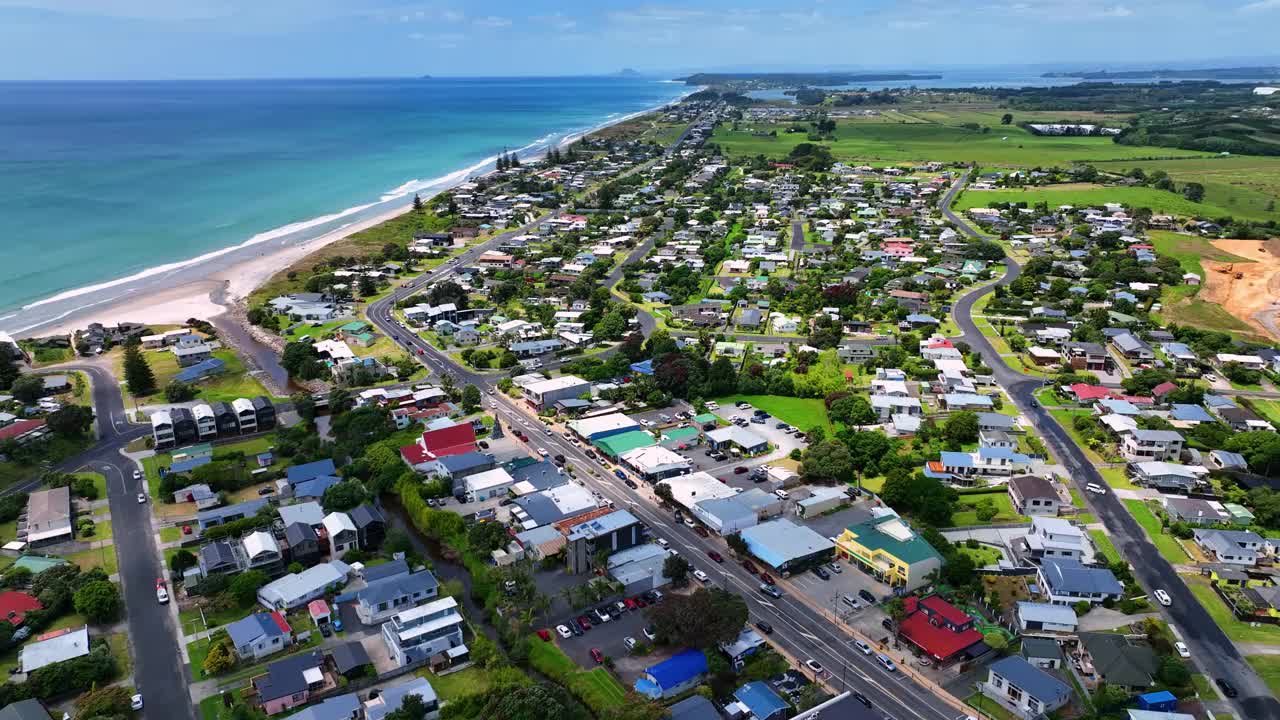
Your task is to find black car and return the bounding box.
[1216,678,1239,698]
[257,487,274,496]
[499,498,514,506]
[851,692,872,708]
[702,422,717,431]
[882,618,895,631]
[569,622,583,637]
[319,624,332,638]
[553,454,566,465]
[607,605,622,619]
[859,589,877,604]
[755,620,773,635]
[625,479,638,489]
[478,440,490,449]
[705,449,716,456]
[585,450,598,460]
[812,566,830,580]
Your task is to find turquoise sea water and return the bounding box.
[0,77,687,327]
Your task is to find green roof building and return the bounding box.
[835,515,944,591]
[595,430,657,458]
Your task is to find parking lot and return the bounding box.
[550,597,663,682]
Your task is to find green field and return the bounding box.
[952,492,1028,527]
[1148,230,1255,274]
[1094,155,1280,223]
[1098,466,1139,491]
[526,636,627,713]
[714,394,835,435]
[1184,574,1280,645]
[1122,500,1187,563]
[955,185,1238,218]
[1248,656,1280,697]
[714,116,1206,167]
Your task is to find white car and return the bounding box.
[1203,373,1218,382]
[132,470,142,480]
[639,419,654,428]
[1154,589,1172,607]
[556,624,573,639]
[805,659,825,675]
[693,569,710,583]
[136,493,147,504]
[1085,483,1106,495]
[656,538,670,549]
[705,401,719,410]
[131,694,144,711]
[156,579,169,604]
[537,448,549,457]
[624,636,637,652]
[1175,641,1191,658]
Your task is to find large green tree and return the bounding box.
[799,440,853,484]
[72,580,121,623]
[10,374,45,404]
[647,588,747,649]
[122,343,156,396]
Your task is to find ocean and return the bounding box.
[0,76,689,332]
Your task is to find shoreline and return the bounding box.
[5,91,691,340]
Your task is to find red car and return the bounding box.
[742,560,758,575]
[416,348,424,355]
[761,573,775,585]
[734,466,749,474]
[623,598,637,611]
[590,648,604,664]
[536,629,552,642]
[632,596,648,608]
[707,550,724,563]
[577,616,592,632]
[181,525,192,535]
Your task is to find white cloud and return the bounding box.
[888,19,929,29]
[607,6,706,24]
[1098,5,1134,16]
[473,15,511,28]
[532,11,577,31]
[1239,0,1280,11]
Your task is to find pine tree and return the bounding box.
[412,193,422,212]
[497,153,508,171]
[509,152,520,168]
[0,344,18,391]
[122,342,156,397]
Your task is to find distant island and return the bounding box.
[1042,66,1280,80]
[420,74,432,79]
[676,71,941,86]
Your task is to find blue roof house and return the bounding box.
[287,459,337,485]
[635,649,708,699]
[982,656,1072,718]
[225,611,291,661]
[1136,690,1177,712]
[733,681,789,720]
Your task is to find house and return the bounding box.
[365,677,440,720]
[243,530,285,576]
[1037,558,1123,605]
[925,447,1032,485]
[1012,517,1086,564]
[1121,429,1184,462]
[1008,475,1060,516]
[257,561,350,611]
[1193,529,1263,566]
[283,523,322,566]
[289,694,361,720]
[459,467,516,502]
[982,656,1072,720]
[668,695,721,720]
[0,699,55,720]
[1112,333,1154,360]
[635,649,709,699]
[251,650,331,716]
[198,541,240,577]
[0,592,42,628]
[18,626,90,673]
[619,446,692,483]
[1021,637,1067,670]
[1164,496,1230,525]
[1079,632,1157,691]
[399,423,478,469]
[23,487,72,546]
[196,498,271,531]
[350,560,440,625]
[1016,601,1078,634]
[322,512,358,558]
[225,611,292,661]
[1065,342,1109,372]
[1132,461,1203,493]
[349,504,385,549]
[329,640,372,679]
[731,681,789,720]
[521,376,591,410]
[429,451,496,481]
[171,342,214,367]
[380,596,467,668]
[835,514,943,591]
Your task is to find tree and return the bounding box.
[229,570,268,606]
[1225,431,1280,475]
[663,554,691,586]
[321,480,367,512]
[1157,655,1191,688]
[46,405,94,437]
[72,580,121,623]
[412,193,423,212]
[482,683,580,720]
[0,345,18,391]
[122,343,156,397]
[10,374,45,404]
[943,411,979,446]
[384,693,431,720]
[468,521,510,554]
[725,533,748,556]
[74,684,134,720]
[1000,113,1013,125]
[203,638,235,675]
[647,588,748,649]
[799,440,853,484]
[1182,182,1205,203]
[281,342,324,381]
[169,549,197,575]
[164,380,197,403]
[462,384,482,412]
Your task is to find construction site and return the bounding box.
[1199,239,1280,341]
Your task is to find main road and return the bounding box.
[942,171,1280,720]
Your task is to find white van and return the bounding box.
[774,489,790,500]
[1085,483,1106,495]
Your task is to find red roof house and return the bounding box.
[1151,381,1179,400]
[1067,384,1114,403]
[898,595,985,663]
[421,423,477,458]
[0,591,42,626]
[0,419,45,443]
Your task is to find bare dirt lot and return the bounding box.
[1199,239,1280,340]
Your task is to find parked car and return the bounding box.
[760,573,775,585]
[131,695,144,711]
[707,550,724,563]
[852,692,872,708]
[1154,589,1172,607]
[827,562,842,574]
[742,560,758,575]
[553,454,566,465]
[693,526,709,538]
[755,620,773,635]
[576,616,592,632]
[734,466,749,474]
[1085,483,1106,495]
[644,624,658,641]
[750,416,765,424]
[812,566,830,580]
[593,608,611,624]
[556,625,572,639]
[1175,641,1190,658]
[569,622,583,637]
[136,493,146,504]
[859,589,877,604]
[624,479,637,489]
[614,469,627,480]
[876,654,897,672]
[855,640,873,655]
[614,601,628,615]
[536,629,551,642]
[693,570,710,583]
[1216,678,1238,698]
[607,604,622,619]
[804,659,824,675]
[590,648,604,664]
[623,637,637,652]
[155,579,168,604]
[759,583,783,599]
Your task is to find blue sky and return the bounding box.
[1,0,1277,80]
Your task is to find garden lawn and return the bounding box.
[160,526,182,543]
[196,350,274,403]
[1249,656,1280,697]
[952,493,1028,527]
[424,665,512,702]
[1251,399,1280,426]
[75,472,108,500]
[1089,530,1119,564]
[1191,673,1219,700]
[1123,500,1187,563]
[1183,573,1280,645]
[66,546,118,575]
[965,692,1021,720]
[1098,466,1140,491]
[1048,408,1105,464]
[958,545,1002,566]
[568,668,627,711]
[714,395,835,435]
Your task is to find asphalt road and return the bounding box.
[6,362,194,720]
[942,172,1280,720]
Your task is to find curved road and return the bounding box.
[942,172,1280,720]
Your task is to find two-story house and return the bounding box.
[322,512,358,558]
[352,560,440,625]
[1007,475,1060,516]
[381,596,466,668]
[1121,429,1184,462]
[982,656,1071,720]
[1013,517,1085,565]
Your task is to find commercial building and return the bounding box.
[567,413,640,441]
[459,467,516,502]
[739,518,834,573]
[898,595,986,665]
[795,486,849,518]
[705,426,769,455]
[607,543,672,595]
[835,514,943,591]
[565,509,643,574]
[618,446,692,483]
[522,376,591,410]
[594,430,657,459]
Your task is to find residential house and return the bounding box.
[1037,558,1123,606]
[1015,601,1078,634]
[1132,462,1203,493]
[1079,632,1157,691]
[225,611,292,662]
[1013,517,1086,564]
[365,677,440,720]
[381,596,467,668]
[1021,637,1067,669]
[351,560,440,625]
[1193,529,1263,566]
[1121,429,1184,462]
[349,504,386,549]
[322,512,357,558]
[981,656,1071,720]
[250,650,332,716]
[898,595,986,665]
[1008,475,1060,516]
[1164,496,1231,526]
